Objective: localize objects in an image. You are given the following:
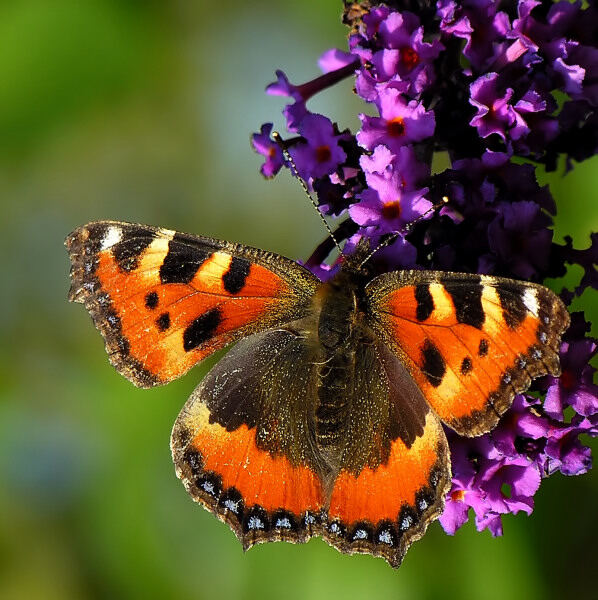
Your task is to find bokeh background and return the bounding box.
[1,1,597,599]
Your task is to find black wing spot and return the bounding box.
[415,283,434,321]
[145,291,159,309]
[222,257,251,294]
[460,356,473,375]
[497,284,527,329]
[160,233,212,284]
[112,234,155,272]
[421,339,446,387]
[478,338,489,357]
[441,276,485,329]
[156,312,171,331]
[183,308,222,351]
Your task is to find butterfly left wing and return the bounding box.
[365,271,570,435]
[171,327,327,549]
[66,221,319,387]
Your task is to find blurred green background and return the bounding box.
[1,1,596,599]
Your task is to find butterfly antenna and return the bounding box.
[358,196,449,268]
[273,131,345,258]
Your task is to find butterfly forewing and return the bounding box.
[66,221,319,387]
[365,271,570,435]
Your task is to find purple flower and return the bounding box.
[289,114,347,180]
[350,146,431,233]
[361,5,391,39]
[251,123,284,178]
[437,0,473,39]
[357,88,435,152]
[543,418,594,476]
[318,48,358,73]
[442,0,512,71]
[491,395,549,459]
[544,339,598,419]
[360,144,429,189]
[550,41,587,97]
[439,486,485,535]
[349,185,430,234]
[365,10,443,94]
[441,429,542,536]
[266,60,359,131]
[266,70,309,132]
[469,73,517,141]
[564,44,598,106]
[478,457,542,523]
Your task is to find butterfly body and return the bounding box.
[66,221,569,567]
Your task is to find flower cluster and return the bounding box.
[252,1,598,536]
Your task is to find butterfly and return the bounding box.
[66,220,569,567]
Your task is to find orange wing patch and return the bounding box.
[324,411,450,568]
[367,272,570,435]
[172,399,325,549]
[66,222,318,387]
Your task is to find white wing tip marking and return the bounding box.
[100,226,123,250]
[523,288,539,316]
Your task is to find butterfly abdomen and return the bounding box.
[316,351,353,448]
[314,271,362,449]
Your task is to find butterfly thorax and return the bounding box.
[317,273,358,350]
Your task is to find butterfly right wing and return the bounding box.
[364,271,569,436]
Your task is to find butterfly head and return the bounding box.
[338,236,376,278]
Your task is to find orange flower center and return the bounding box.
[315,145,332,163]
[560,369,576,390]
[386,117,406,137]
[451,490,466,502]
[400,46,419,69]
[382,200,401,220]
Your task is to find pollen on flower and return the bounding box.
[386,117,406,137]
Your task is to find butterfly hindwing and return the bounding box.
[66,221,319,387]
[172,326,451,567]
[365,271,570,435]
[171,328,326,549]
[322,340,451,567]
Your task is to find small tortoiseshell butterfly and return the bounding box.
[66,221,569,567]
